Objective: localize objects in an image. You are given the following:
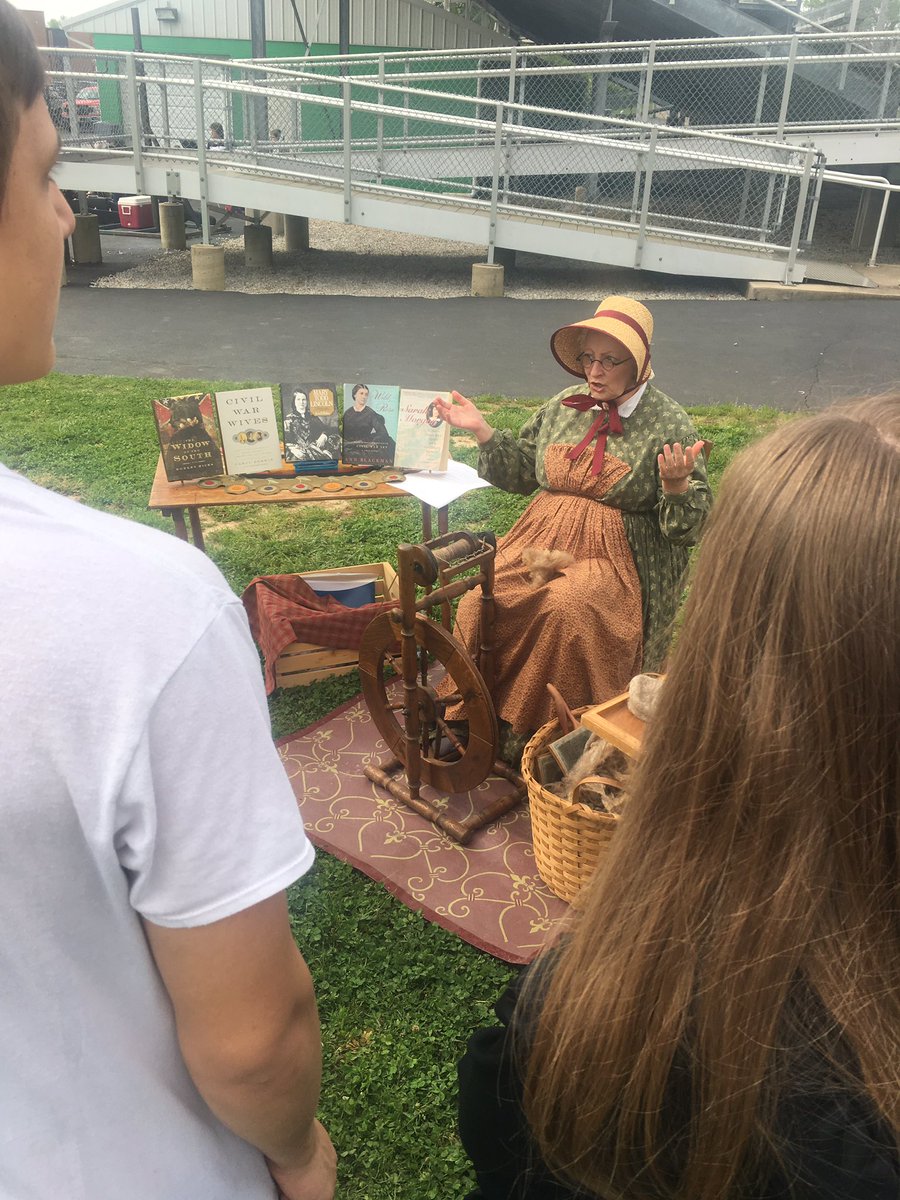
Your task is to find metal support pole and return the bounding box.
[487,105,503,264]
[876,53,894,120]
[403,57,410,144]
[343,78,352,223]
[838,0,861,91]
[777,35,798,139]
[124,54,144,194]
[641,41,656,122]
[868,188,891,267]
[784,148,814,283]
[130,8,153,141]
[471,66,483,194]
[633,48,648,123]
[249,0,268,140]
[634,125,657,269]
[502,49,517,202]
[376,53,385,182]
[805,152,826,249]
[339,0,350,57]
[738,55,771,227]
[159,61,170,146]
[193,59,211,244]
[62,54,78,140]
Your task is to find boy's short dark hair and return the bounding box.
[0,0,45,210]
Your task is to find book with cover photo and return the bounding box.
[281,382,341,471]
[341,382,399,466]
[153,392,224,482]
[394,389,451,472]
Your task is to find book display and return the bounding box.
[393,389,451,472]
[341,383,399,467]
[280,382,341,471]
[214,386,282,475]
[153,392,224,483]
[152,380,451,485]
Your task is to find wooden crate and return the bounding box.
[273,562,399,689]
[580,691,646,758]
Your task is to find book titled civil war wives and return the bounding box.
[153,392,225,482]
[214,387,282,475]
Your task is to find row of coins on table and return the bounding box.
[195,469,406,495]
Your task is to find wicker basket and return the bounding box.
[523,707,622,906]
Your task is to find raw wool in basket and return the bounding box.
[546,734,629,815]
[627,672,666,722]
[521,547,575,587]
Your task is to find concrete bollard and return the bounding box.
[72,213,102,264]
[244,222,274,269]
[284,214,310,252]
[191,243,226,291]
[471,262,505,298]
[264,212,285,238]
[159,201,187,251]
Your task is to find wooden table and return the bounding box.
[148,457,450,552]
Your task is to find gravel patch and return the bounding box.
[93,219,744,300]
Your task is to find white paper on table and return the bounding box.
[390,458,491,507]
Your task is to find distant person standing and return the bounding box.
[208,120,224,147]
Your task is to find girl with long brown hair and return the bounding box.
[458,395,899,1200]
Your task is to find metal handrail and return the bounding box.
[48,47,900,280]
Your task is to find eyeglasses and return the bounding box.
[575,351,629,372]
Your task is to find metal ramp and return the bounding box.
[800,260,877,286]
[47,45,899,286]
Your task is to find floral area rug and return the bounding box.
[277,691,569,964]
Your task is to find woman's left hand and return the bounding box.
[658,440,705,495]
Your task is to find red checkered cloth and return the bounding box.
[242,574,398,694]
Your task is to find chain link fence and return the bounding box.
[45,45,822,267]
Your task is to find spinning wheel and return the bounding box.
[359,612,498,794]
[358,532,525,844]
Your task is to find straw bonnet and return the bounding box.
[550,296,655,385]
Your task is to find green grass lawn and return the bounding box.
[0,373,792,1199]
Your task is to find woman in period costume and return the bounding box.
[456,395,900,1200]
[434,296,710,740]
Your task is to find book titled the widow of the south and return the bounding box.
[153,392,224,482]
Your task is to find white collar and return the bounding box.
[587,380,647,419]
[617,381,648,418]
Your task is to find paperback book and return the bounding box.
[153,392,224,482]
[394,389,451,472]
[341,382,400,466]
[214,386,282,475]
[281,382,341,471]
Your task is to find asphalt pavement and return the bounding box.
[54,287,900,410]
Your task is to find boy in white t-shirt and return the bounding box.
[0,5,336,1197]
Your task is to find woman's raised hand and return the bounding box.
[658,440,705,495]
[433,391,495,444]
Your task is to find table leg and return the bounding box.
[165,507,189,541]
[188,507,205,552]
[437,505,449,536]
[420,501,433,541]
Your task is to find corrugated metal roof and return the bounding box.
[61,0,513,49]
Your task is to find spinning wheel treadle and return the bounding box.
[359,612,498,794]
[358,531,525,844]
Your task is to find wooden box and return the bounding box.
[273,561,399,689]
[580,691,646,758]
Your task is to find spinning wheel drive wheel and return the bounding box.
[358,610,499,794]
